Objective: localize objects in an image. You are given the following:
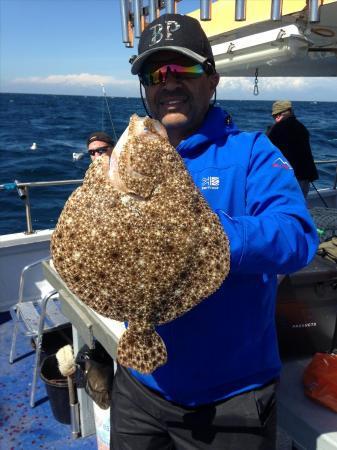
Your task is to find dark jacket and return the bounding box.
[267,115,318,182]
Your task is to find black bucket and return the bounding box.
[31,324,73,363]
[40,324,73,363]
[40,354,71,424]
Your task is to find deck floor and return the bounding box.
[0,312,97,450]
[0,312,293,450]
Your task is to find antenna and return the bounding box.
[100,83,117,142]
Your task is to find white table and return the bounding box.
[43,261,124,437]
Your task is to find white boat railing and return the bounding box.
[0,179,83,235]
[1,159,336,235]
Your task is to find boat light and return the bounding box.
[200,0,212,21]
[212,25,302,55]
[214,36,308,75]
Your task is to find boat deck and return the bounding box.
[0,311,298,450]
[0,312,97,450]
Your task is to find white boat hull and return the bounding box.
[0,229,53,312]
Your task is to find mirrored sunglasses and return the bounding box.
[140,64,205,86]
[88,145,110,156]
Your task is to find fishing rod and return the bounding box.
[311,182,329,208]
[100,83,117,142]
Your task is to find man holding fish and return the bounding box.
[106,13,319,450]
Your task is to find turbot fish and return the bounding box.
[51,114,230,374]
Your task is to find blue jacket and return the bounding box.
[129,106,318,406]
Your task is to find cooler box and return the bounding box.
[276,255,337,359]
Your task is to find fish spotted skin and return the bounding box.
[51,114,230,374]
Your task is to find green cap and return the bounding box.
[272,100,292,116]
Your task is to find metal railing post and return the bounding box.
[24,187,34,234]
[5,179,83,234]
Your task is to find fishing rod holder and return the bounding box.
[15,180,27,200]
[119,0,324,47]
[14,179,33,235]
[19,182,35,234]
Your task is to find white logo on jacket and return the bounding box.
[272,157,293,170]
[149,21,180,46]
[201,176,220,190]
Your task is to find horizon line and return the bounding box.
[1,91,336,103]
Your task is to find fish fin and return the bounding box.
[117,325,167,374]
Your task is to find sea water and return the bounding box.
[0,93,336,235]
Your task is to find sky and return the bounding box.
[1,0,336,101]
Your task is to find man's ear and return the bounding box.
[209,72,220,98]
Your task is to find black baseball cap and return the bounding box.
[86,131,115,148]
[131,14,215,75]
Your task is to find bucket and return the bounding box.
[93,402,110,450]
[40,354,71,424]
[40,324,72,362]
[31,324,73,363]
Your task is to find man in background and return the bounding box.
[267,100,318,198]
[87,131,115,161]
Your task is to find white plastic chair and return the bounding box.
[9,257,69,407]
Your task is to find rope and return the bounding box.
[311,182,329,208]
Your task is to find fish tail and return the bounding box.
[117,324,167,374]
